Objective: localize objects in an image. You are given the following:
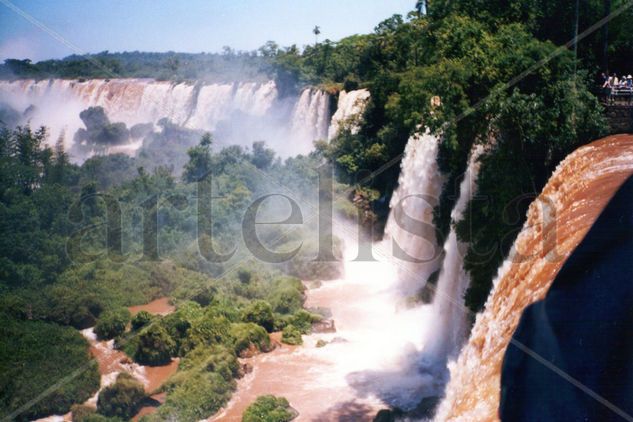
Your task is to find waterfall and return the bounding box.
[384,131,444,295]
[379,132,484,407]
[0,79,329,158]
[328,89,370,140]
[421,144,484,366]
[434,134,633,421]
[289,88,330,147]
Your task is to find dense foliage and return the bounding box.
[0,316,100,420]
[0,123,336,419]
[94,308,131,340]
[0,50,270,83]
[1,0,630,419]
[242,395,296,422]
[96,373,146,419]
[270,4,612,311]
[281,324,303,346]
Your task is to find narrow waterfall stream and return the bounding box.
[419,145,484,369]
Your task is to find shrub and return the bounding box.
[231,322,272,356]
[281,324,302,345]
[134,324,175,365]
[96,373,145,419]
[241,300,275,332]
[94,308,131,340]
[182,309,232,352]
[131,311,152,330]
[71,404,98,421]
[190,285,216,306]
[289,310,321,334]
[0,317,100,421]
[242,395,296,422]
[176,345,239,381]
[150,346,238,421]
[159,302,202,356]
[152,372,234,421]
[82,414,123,422]
[266,277,305,315]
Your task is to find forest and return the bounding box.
[0,124,341,420]
[1,0,632,420]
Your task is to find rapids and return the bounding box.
[210,220,435,421]
[211,132,484,420]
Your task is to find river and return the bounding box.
[212,228,436,421]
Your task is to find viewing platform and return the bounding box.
[596,88,633,133]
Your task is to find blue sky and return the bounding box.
[0,0,415,61]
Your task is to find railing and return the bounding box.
[596,86,633,106]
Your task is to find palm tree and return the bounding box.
[313,25,321,45]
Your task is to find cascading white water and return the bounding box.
[0,79,329,158]
[377,132,484,405]
[420,145,484,366]
[328,88,370,140]
[289,87,330,146]
[384,131,445,295]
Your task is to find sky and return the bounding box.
[0,0,415,62]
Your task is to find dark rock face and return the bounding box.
[372,396,441,422]
[605,105,633,133]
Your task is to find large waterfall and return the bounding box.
[381,132,485,405]
[434,134,633,421]
[384,131,444,295]
[0,79,330,157]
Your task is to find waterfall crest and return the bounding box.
[0,79,330,158]
[434,134,633,421]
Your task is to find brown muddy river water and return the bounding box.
[212,235,437,421]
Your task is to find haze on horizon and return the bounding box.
[0,0,414,62]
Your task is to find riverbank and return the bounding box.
[211,234,433,421]
[34,297,178,422]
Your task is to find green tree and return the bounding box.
[131,310,152,330]
[183,133,213,183]
[94,308,131,340]
[241,300,275,332]
[231,322,272,355]
[242,395,296,422]
[281,324,302,345]
[134,323,175,365]
[96,373,145,419]
[313,25,321,45]
[250,141,275,170]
